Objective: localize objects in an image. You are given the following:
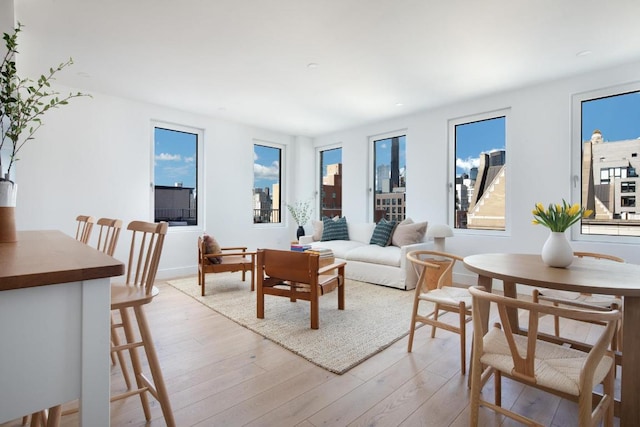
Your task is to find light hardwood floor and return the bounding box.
[4,278,620,426]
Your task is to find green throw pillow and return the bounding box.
[321,216,349,241]
[370,218,397,246]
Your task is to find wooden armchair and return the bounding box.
[469,285,619,427]
[256,248,346,329]
[197,236,255,296]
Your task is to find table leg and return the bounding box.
[621,296,640,426]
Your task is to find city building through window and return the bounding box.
[153,124,201,227]
[319,147,342,218]
[371,134,406,222]
[253,143,282,224]
[577,88,640,238]
[452,114,507,231]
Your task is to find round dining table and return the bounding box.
[463,253,640,427]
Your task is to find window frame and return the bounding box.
[253,140,284,226]
[448,109,510,236]
[368,130,407,222]
[571,81,640,243]
[151,121,204,230]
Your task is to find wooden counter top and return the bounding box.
[0,230,125,291]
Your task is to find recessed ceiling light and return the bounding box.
[307,63,319,69]
[576,50,592,57]
[395,103,404,107]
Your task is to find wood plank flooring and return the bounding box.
[2,278,620,426]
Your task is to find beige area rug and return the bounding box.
[166,273,422,374]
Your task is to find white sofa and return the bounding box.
[299,221,431,290]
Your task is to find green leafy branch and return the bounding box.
[0,23,90,180]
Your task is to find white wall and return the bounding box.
[313,60,640,283]
[14,90,299,279]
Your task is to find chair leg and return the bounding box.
[111,314,133,389]
[459,303,466,375]
[469,340,483,426]
[134,305,176,427]
[603,361,615,427]
[494,370,502,407]
[119,308,152,421]
[431,303,440,338]
[553,302,560,337]
[407,293,421,353]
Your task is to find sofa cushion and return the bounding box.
[348,222,376,244]
[392,220,428,247]
[346,244,402,267]
[370,219,397,246]
[321,216,349,241]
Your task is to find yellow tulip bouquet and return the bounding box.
[532,200,593,232]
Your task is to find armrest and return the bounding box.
[220,246,248,252]
[318,261,346,274]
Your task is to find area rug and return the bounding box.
[166,273,422,374]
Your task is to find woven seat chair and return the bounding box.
[469,285,619,427]
[406,250,472,374]
[533,251,624,351]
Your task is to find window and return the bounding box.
[573,85,640,238]
[319,147,342,218]
[451,113,507,231]
[372,134,406,222]
[153,124,202,227]
[253,143,282,224]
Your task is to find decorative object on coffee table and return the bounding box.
[286,199,312,239]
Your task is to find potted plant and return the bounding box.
[287,199,312,240]
[0,23,89,242]
[532,200,592,267]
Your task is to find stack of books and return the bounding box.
[305,247,335,266]
[290,243,312,252]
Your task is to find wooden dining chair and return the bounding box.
[533,251,624,351]
[468,285,619,427]
[405,250,472,374]
[90,218,135,390]
[256,248,346,329]
[109,221,175,426]
[74,214,95,244]
[197,235,255,296]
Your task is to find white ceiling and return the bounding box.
[13,0,640,137]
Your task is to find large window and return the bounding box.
[451,113,507,231]
[573,85,640,239]
[253,143,282,224]
[319,147,342,218]
[372,134,406,222]
[153,124,201,227]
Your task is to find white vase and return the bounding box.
[541,231,573,268]
[0,180,17,243]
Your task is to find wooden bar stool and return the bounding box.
[109,221,175,426]
[74,215,95,244]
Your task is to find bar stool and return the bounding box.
[109,221,175,426]
[74,215,95,244]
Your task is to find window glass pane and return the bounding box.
[581,90,640,231]
[454,116,506,231]
[154,126,198,226]
[253,144,282,224]
[320,148,342,218]
[373,135,406,222]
